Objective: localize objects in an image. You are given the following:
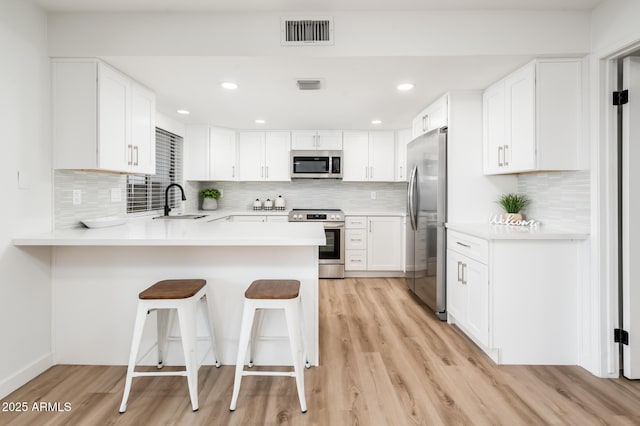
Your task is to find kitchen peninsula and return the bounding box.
[14,218,325,367]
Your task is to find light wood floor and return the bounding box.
[2,278,640,425]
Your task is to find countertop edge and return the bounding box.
[446,223,590,241]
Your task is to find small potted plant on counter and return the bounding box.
[497,193,530,221]
[200,188,221,210]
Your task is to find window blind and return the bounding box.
[127,128,184,214]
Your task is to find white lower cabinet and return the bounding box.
[345,215,403,272]
[446,228,582,365]
[446,248,489,347]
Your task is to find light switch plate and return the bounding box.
[17,170,31,189]
[370,191,376,200]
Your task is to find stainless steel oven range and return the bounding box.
[288,209,345,279]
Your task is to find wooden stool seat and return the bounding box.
[245,279,300,300]
[139,279,206,300]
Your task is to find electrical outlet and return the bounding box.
[111,188,122,203]
[371,191,377,200]
[72,189,82,205]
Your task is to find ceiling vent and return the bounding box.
[297,80,322,91]
[281,17,334,46]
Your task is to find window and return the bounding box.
[127,128,183,214]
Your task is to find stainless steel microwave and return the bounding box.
[290,150,343,179]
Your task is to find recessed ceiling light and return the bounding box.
[397,83,414,91]
[176,109,190,115]
[371,119,382,125]
[255,119,266,124]
[221,82,238,90]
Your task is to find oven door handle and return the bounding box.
[323,223,344,229]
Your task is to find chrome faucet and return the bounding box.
[164,183,186,216]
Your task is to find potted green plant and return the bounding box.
[497,193,530,221]
[200,188,221,210]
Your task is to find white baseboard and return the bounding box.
[0,353,54,399]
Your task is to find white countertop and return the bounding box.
[446,223,589,240]
[13,216,326,247]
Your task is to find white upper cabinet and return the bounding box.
[53,60,156,174]
[130,83,156,175]
[482,82,506,175]
[184,126,237,181]
[368,131,396,182]
[209,127,237,181]
[412,94,449,139]
[343,131,395,182]
[395,128,412,182]
[264,131,291,181]
[291,130,342,150]
[483,59,582,175]
[184,126,210,181]
[238,131,291,181]
[342,131,369,181]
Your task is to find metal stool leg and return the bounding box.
[119,303,149,414]
[177,303,199,412]
[285,300,307,413]
[230,301,257,411]
[200,294,221,367]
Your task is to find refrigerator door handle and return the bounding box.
[407,165,418,230]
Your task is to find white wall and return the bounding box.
[47,10,591,57]
[0,0,53,398]
[157,111,186,138]
[591,0,640,55]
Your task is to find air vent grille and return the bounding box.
[281,17,334,46]
[297,80,322,90]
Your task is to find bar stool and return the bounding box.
[119,279,221,413]
[230,279,308,413]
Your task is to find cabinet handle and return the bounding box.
[457,261,462,282]
[351,238,362,241]
[504,145,509,166]
[399,166,403,179]
[369,221,372,233]
[456,241,471,248]
[353,259,362,263]
[498,146,503,167]
[462,263,468,285]
[261,166,264,178]
[127,144,133,166]
[370,167,374,179]
[134,146,139,166]
[365,166,368,179]
[232,165,235,178]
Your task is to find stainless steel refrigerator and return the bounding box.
[406,127,447,320]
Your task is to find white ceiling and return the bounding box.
[41,0,596,130]
[104,56,533,130]
[35,0,601,12]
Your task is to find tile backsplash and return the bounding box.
[54,170,127,229]
[517,170,590,232]
[192,180,407,213]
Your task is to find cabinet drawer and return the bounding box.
[345,250,367,271]
[447,230,488,264]
[346,229,367,250]
[346,216,367,229]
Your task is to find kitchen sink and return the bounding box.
[152,214,208,220]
